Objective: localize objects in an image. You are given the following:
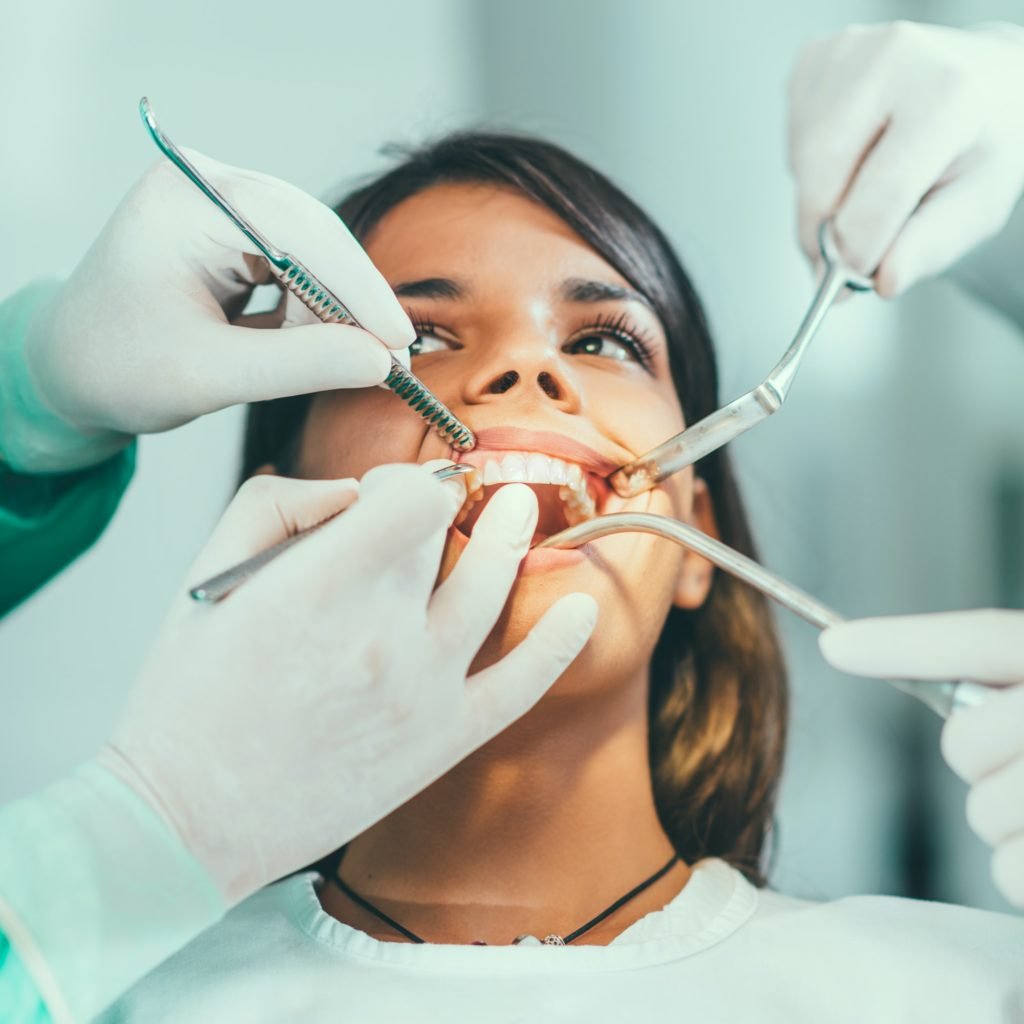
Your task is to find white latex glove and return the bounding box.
[95,465,597,905]
[10,148,414,472]
[788,21,1024,296]
[820,610,1024,908]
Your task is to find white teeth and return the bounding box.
[501,453,528,482]
[452,451,599,527]
[526,453,551,483]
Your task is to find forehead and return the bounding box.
[362,183,633,296]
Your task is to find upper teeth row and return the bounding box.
[472,452,586,488]
[455,452,597,525]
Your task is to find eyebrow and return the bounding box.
[393,277,463,299]
[393,275,652,309]
[559,277,652,308]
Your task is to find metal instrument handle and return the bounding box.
[190,464,472,603]
[140,97,288,270]
[607,221,875,497]
[539,511,994,719]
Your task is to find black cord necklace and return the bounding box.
[329,854,678,947]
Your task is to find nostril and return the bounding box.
[537,371,560,400]
[488,370,520,395]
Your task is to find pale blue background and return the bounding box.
[2,0,1022,912]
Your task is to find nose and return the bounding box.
[463,335,582,413]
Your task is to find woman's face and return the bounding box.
[294,184,715,691]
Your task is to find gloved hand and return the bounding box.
[788,22,1024,296]
[96,465,597,904]
[820,610,1024,908]
[11,148,413,471]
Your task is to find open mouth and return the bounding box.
[452,451,606,544]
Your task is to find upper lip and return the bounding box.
[454,426,623,477]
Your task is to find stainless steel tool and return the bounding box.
[190,463,473,603]
[607,221,873,497]
[538,512,992,718]
[140,97,475,452]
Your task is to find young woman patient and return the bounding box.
[104,133,1023,1021]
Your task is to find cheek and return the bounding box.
[586,372,685,455]
[655,469,694,521]
[295,391,431,479]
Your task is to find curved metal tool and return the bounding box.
[190,464,473,603]
[608,221,874,497]
[539,512,992,718]
[139,97,475,452]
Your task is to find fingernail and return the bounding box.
[489,484,537,545]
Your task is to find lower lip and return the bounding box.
[519,544,588,575]
[447,527,590,574]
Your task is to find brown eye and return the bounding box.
[409,333,450,357]
[408,319,459,357]
[564,334,640,362]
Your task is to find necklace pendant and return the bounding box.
[513,932,565,947]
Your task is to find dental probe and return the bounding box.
[189,463,473,603]
[607,221,873,497]
[139,98,475,452]
[538,513,992,719]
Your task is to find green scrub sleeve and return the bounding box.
[0,281,130,473]
[0,282,137,616]
[0,937,52,1024]
[0,447,135,616]
[0,762,226,1024]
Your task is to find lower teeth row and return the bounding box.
[453,478,596,528]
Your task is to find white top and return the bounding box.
[101,858,1023,1023]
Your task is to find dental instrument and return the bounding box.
[607,221,873,497]
[189,463,473,603]
[538,513,992,719]
[139,98,475,452]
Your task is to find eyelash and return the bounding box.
[406,310,657,369]
[569,311,656,369]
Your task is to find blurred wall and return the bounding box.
[0,0,484,790]
[3,0,1022,913]
[473,0,1024,911]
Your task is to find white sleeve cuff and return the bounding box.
[0,761,225,1023]
[0,281,130,473]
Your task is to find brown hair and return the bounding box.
[241,132,788,886]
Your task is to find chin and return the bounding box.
[452,529,678,699]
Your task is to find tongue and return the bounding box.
[458,484,571,539]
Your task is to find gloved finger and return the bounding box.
[831,106,972,276]
[275,281,412,372]
[789,67,890,264]
[874,166,1019,297]
[364,461,469,598]
[427,485,539,661]
[292,463,456,590]
[819,611,1024,682]
[178,147,414,350]
[964,753,1024,844]
[186,475,359,581]
[793,123,880,267]
[198,321,392,405]
[462,592,598,743]
[941,683,1024,782]
[419,459,470,514]
[992,833,1024,909]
